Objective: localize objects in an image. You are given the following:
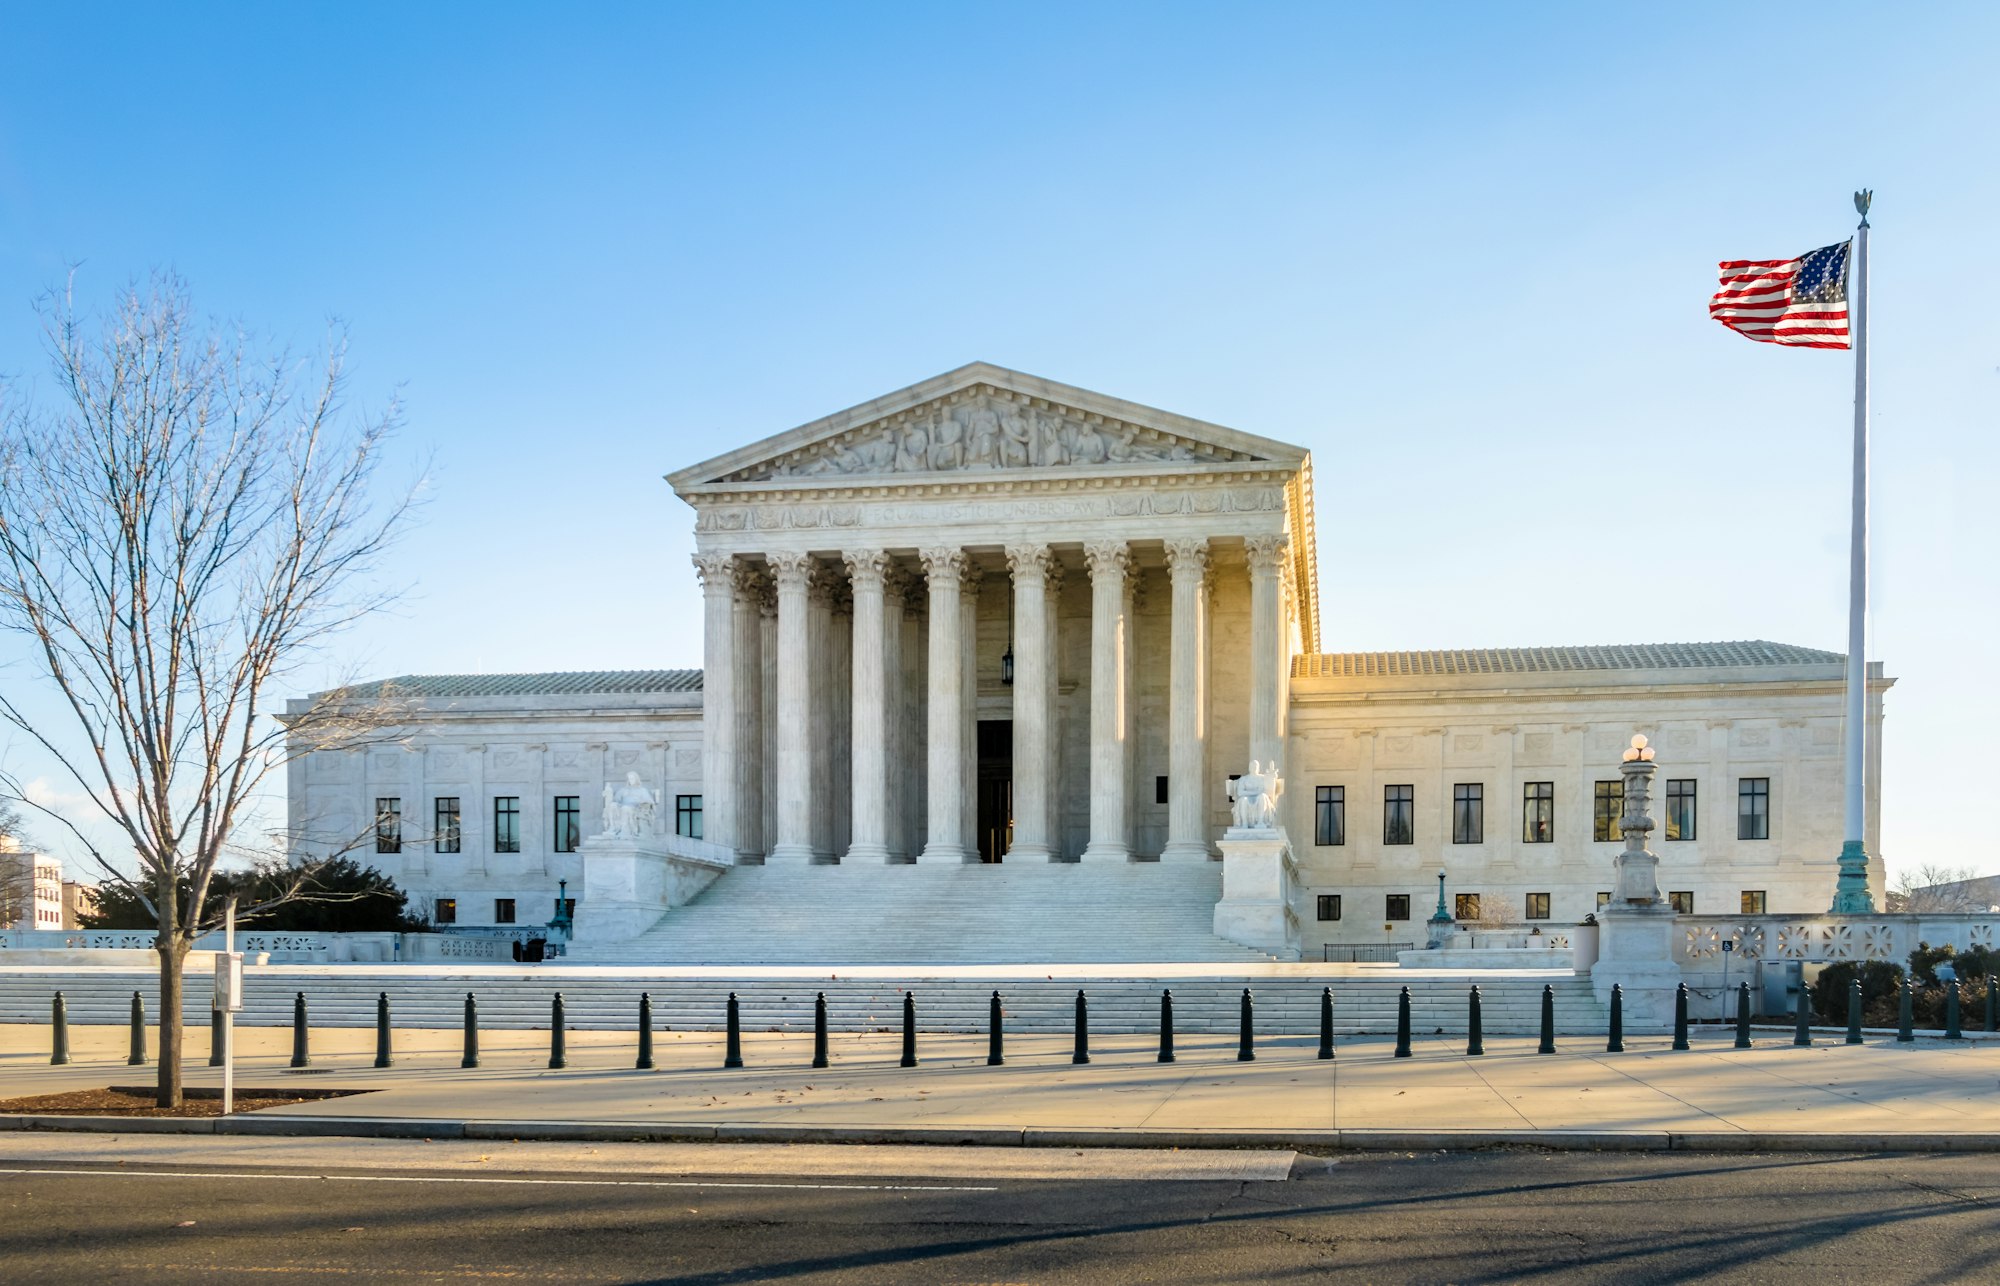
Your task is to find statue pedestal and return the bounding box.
[1213,827,1300,960]
[1590,906,1681,1031]
[573,835,730,944]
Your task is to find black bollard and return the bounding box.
[1672,983,1690,1051]
[51,991,69,1066]
[900,991,917,1068]
[375,992,394,1069]
[1946,980,1963,1040]
[209,1007,224,1067]
[1897,977,1915,1043]
[1393,986,1412,1058]
[1237,988,1255,1062]
[128,991,145,1066]
[1846,978,1864,1045]
[1988,977,1997,1033]
[1318,986,1335,1061]
[1158,990,1176,1064]
[1735,982,1752,1049]
[1607,984,1624,1053]
[1538,984,1557,1055]
[637,993,655,1070]
[987,990,1004,1066]
[1072,990,1090,1065]
[461,992,480,1069]
[812,992,829,1069]
[725,992,744,1068]
[289,991,311,1069]
[1792,984,1812,1047]
[1466,985,1484,1057]
[549,993,567,1069]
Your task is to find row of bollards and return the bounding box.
[48,976,2000,1070]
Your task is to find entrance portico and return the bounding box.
[672,363,1320,865]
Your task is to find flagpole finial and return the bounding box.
[1854,189,1872,226]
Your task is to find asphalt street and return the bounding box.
[3,1139,1998,1283]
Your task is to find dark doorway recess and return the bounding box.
[976,720,1013,863]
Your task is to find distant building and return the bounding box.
[0,838,64,931]
[61,880,100,930]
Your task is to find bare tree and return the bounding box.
[0,801,35,927]
[0,275,419,1106]
[1892,864,1997,915]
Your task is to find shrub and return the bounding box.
[1810,960,1904,1026]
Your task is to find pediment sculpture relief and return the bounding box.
[731,393,1246,481]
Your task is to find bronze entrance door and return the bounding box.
[975,720,1013,863]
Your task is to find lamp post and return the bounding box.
[1427,870,1454,949]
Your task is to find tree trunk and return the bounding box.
[154,871,185,1109]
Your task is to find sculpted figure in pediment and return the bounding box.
[1035,412,1070,466]
[965,405,1002,468]
[895,423,929,472]
[998,406,1032,468]
[927,410,963,470]
[1071,419,1108,464]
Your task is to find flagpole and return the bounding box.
[1831,190,1874,914]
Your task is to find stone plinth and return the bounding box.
[1212,828,1300,960]
[1590,906,1680,1031]
[574,835,730,944]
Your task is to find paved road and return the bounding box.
[3,1138,1998,1283]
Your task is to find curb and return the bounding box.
[5,1112,2000,1153]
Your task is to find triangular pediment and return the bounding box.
[669,363,1307,490]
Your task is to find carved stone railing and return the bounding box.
[1672,913,2000,967]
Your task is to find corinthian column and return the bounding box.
[960,563,982,857]
[843,550,892,863]
[730,566,765,861]
[1004,544,1054,861]
[1161,538,1211,862]
[766,551,816,864]
[918,547,972,863]
[692,552,739,855]
[1081,540,1131,862]
[1244,534,1291,773]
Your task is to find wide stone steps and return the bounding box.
[0,969,1607,1036]
[569,862,1278,965]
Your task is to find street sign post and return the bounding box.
[213,897,243,1115]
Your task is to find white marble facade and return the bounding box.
[286,364,1892,946]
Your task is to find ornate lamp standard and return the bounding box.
[1427,870,1454,949]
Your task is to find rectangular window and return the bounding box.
[1666,779,1697,841]
[1523,782,1554,843]
[1451,783,1484,844]
[494,898,516,924]
[434,797,461,854]
[560,897,576,919]
[1316,894,1342,922]
[675,794,703,839]
[1385,893,1411,921]
[434,897,457,925]
[1738,778,1769,840]
[1383,785,1414,845]
[1593,780,1624,842]
[374,798,402,854]
[1155,776,1169,805]
[1455,893,1481,921]
[1741,890,1767,914]
[1525,892,1551,920]
[1596,891,1611,910]
[1315,786,1346,846]
[1669,890,1694,914]
[553,796,581,853]
[493,797,521,853]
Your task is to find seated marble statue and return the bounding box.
[1227,759,1284,832]
[599,771,659,838]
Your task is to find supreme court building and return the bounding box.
[289,364,1890,957]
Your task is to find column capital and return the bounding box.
[731,565,767,604]
[919,546,968,589]
[1005,542,1054,584]
[842,549,890,589]
[1244,533,1291,574]
[962,562,985,595]
[806,563,838,608]
[1082,539,1129,579]
[882,565,914,604]
[767,550,816,591]
[1163,537,1210,581]
[692,551,738,591]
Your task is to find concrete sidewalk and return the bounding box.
[3,1022,1997,1152]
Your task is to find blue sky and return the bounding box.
[1,2,1994,884]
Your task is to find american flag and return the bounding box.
[1709,240,1852,349]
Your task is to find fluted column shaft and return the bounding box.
[729,568,765,860]
[918,548,972,863]
[960,565,981,857]
[1245,534,1290,773]
[1162,538,1210,861]
[844,551,892,863]
[1082,540,1131,862]
[693,553,739,854]
[1005,545,1054,861]
[767,552,816,864]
